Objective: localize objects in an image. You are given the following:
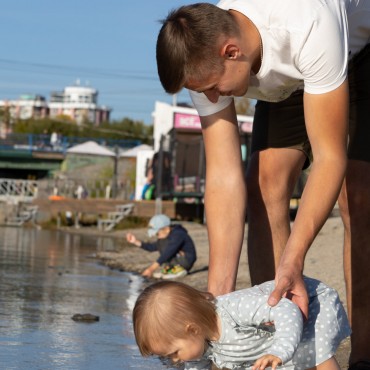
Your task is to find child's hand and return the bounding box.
[126,233,138,245]
[141,268,153,277]
[252,354,282,370]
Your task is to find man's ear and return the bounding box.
[221,43,239,60]
[186,323,201,336]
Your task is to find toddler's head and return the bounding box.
[133,281,218,363]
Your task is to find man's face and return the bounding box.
[186,59,251,103]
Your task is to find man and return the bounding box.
[156,0,370,367]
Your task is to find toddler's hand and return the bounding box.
[252,354,282,370]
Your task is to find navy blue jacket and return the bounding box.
[141,224,196,268]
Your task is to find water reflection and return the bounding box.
[0,227,174,370]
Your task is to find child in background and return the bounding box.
[126,214,197,279]
[133,277,350,370]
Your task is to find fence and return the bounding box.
[0,133,141,154]
[0,178,38,202]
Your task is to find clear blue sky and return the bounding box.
[0,0,217,125]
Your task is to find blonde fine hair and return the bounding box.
[133,281,218,356]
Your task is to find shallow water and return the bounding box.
[0,227,175,370]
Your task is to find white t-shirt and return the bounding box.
[190,0,370,116]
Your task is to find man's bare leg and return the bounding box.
[246,148,306,285]
[338,160,370,364]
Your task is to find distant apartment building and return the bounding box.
[49,85,111,125]
[0,83,111,126]
[0,94,49,121]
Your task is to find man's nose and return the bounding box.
[203,89,220,103]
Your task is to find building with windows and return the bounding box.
[49,85,111,125]
[0,94,49,121]
[0,83,111,127]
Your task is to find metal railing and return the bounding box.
[0,133,141,154]
[0,178,38,202]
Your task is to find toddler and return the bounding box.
[133,277,350,370]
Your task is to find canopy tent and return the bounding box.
[120,144,153,158]
[66,141,116,157]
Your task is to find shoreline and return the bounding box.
[62,216,350,369]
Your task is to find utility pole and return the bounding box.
[155,135,164,214]
[112,145,119,198]
[172,94,177,106]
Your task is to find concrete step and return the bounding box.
[6,218,26,227]
[97,203,134,232]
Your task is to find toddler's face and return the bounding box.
[153,333,206,365]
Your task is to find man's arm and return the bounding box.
[201,102,247,296]
[269,81,349,318]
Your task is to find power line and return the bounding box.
[0,58,158,81]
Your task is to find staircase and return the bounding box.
[97,203,134,232]
[6,205,39,227]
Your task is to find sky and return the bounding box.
[0,0,217,125]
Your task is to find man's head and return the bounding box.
[156,3,240,95]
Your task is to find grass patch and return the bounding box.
[115,216,150,230]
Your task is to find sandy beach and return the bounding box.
[67,214,350,369]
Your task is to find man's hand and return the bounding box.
[252,354,282,370]
[267,262,309,320]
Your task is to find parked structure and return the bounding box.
[151,100,254,195]
[151,101,307,219]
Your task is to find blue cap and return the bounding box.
[147,214,171,237]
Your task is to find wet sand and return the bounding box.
[66,215,350,369]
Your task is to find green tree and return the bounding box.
[12,116,153,144]
[0,106,11,132]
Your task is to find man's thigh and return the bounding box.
[247,147,306,201]
[252,90,311,169]
[252,44,370,166]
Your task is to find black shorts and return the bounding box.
[251,43,370,167]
